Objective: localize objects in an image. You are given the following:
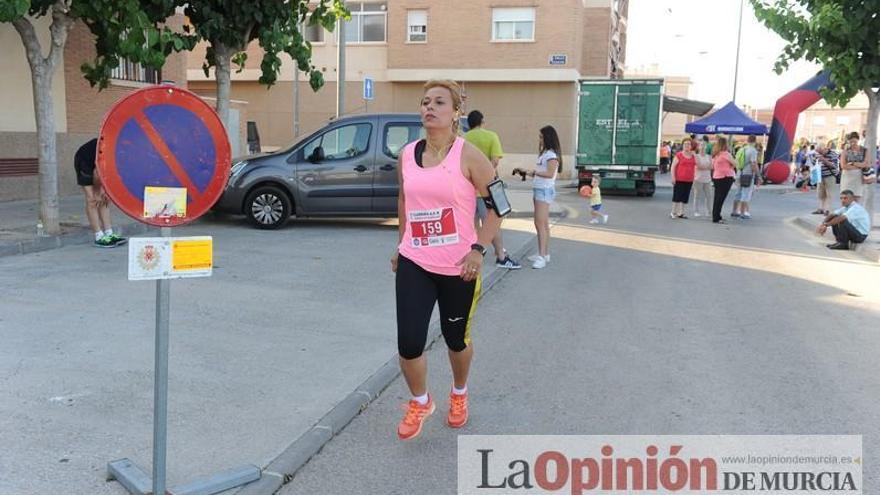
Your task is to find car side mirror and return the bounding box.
[308,146,325,163]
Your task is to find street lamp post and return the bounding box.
[294,23,301,137]
[732,0,745,103]
[336,15,346,118]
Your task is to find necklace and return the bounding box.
[426,136,454,160]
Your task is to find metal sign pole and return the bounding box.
[105,85,260,495]
[153,226,172,495]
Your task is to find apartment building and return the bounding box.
[795,92,871,145]
[0,17,189,201]
[188,0,628,174]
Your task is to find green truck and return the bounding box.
[576,79,663,196]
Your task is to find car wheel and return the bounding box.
[245,186,291,229]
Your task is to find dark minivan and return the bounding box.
[214,113,430,229]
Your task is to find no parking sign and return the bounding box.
[100,86,260,495]
[97,85,231,226]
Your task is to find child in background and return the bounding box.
[795,166,812,191]
[588,176,609,224]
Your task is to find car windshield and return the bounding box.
[268,115,465,155]
[276,133,314,155]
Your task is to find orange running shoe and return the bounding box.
[447,391,469,428]
[397,395,435,440]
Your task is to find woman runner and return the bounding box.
[391,80,502,440]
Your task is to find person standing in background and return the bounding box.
[670,138,696,219]
[692,139,713,217]
[813,142,840,215]
[711,137,737,224]
[659,141,671,174]
[842,132,869,202]
[732,135,761,220]
[525,126,562,269]
[463,110,521,270]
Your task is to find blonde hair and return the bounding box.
[423,79,463,134]
[713,136,729,157]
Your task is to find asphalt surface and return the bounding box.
[0,187,543,495]
[278,181,880,494]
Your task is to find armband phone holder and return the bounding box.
[485,179,512,217]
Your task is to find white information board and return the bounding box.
[128,236,213,281]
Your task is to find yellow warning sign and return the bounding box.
[172,238,213,272]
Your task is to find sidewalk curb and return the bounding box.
[233,224,545,495]
[0,222,153,258]
[788,216,880,263]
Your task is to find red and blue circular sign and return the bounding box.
[96,85,231,227]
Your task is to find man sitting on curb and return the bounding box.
[816,189,870,250]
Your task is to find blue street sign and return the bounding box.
[363,77,374,101]
[549,54,568,66]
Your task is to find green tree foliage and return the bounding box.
[1,0,189,233]
[753,0,879,224]
[75,0,195,88]
[751,0,879,106]
[183,0,347,131]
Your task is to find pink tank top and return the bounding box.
[398,137,477,276]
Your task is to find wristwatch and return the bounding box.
[470,243,487,256]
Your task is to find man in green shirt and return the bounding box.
[464,110,520,269]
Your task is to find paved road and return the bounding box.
[279,183,880,494]
[0,187,542,495]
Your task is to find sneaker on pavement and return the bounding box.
[397,395,435,441]
[447,391,469,428]
[107,233,127,246]
[731,212,741,218]
[495,256,522,270]
[531,256,547,269]
[527,254,550,263]
[602,214,609,224]
[742,213,752,219]
[589,218,600,224]
[94,235,115,248]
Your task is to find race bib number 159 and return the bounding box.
[409,207,459,248]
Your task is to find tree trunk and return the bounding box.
[213,42,233,133]
[12,6,73,235]
[865,88,879,228]
[33,66,61,234]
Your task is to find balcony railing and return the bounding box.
[110,59,162,84]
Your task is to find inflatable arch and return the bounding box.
[763,71,834,183]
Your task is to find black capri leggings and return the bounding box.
[396,255,481,360]
[672,181,693,203]
[712,177,735,222]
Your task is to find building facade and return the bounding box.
[794,93,871,146]
[627,65,695,141]
[0,16,189,201]
[188,0,628,176]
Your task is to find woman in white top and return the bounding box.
[842,132,870,200]
[525,125,561,269]
[692,140,713,217]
